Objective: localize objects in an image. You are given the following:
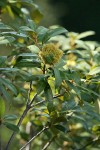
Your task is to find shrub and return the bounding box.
[0,1,100,150]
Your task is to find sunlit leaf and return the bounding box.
[77,31,95,39]
[30,9,43,24]
[88,66,100,75]
[0,36,15,44]
[27,45,40,53]
[18,53,38,57]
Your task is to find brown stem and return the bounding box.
[5,90,37,150]
[5,106,30,150]
[20,126,49,150]
[43,64,46,74]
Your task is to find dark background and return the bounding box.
[49,0,100,41]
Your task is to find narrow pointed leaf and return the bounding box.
[0,78,17,95]
[54,67,62,88]
[43,27,67,43]
[3,114,18,121]
[3,122,19,132]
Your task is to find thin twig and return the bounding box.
[43,64,46,74]
[5,86,66,150]
[53,92,66,99]
[5,87,37,150]
[31,100,45,108]
[5,106,30,150]
[29,93,37,106]
[30,92,66,108]
[20,126,49,150]
[42,136,56,150]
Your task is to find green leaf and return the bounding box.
[54,67,62,88]
[66,81,81,99]
[0,78,17,95]
[30,9,43,24]
[0,36,15,44]
[72,115,88,130]
[83,101,100,121]
[0,68,19,72]
[36,26,48,35]
[55,59,66,69]
[44,82,54,113]
[0,98,5,117]
[0,56,7,67]
[62,100,76,112]
[0,22,13,30]
[88,66,100,75]
[36,26,48,41]
[3,122,19,132]
[77,84,100,98]
[44,82,53,102]
[66,70,81,84]
[15,59,41,68]
[0,84,11,101]
[28,19,37,31]
[26,74,43,82]
[19,26,34,32]
[77,31,95,40]
[54,125,67,133]
[3,114,18,121]
[20,132,29,141]
[27,45,40,53]
[43,27,67,43]
[94,99,100,114]
[37,78,46,94]
[18,53,38,57]
[1,31,27,38]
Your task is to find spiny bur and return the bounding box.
[39,43,63,65]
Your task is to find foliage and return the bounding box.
[0,0,43,23]
[0,1,100,150]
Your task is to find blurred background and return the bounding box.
[35,0,100,41]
